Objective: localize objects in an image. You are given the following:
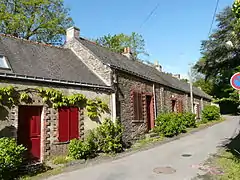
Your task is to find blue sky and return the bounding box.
[64,0,234,79]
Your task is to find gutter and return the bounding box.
[0,72,114,91]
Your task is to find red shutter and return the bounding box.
[138,93,143,120]
[133,91,139,120]
[58,107,69,142]
[69,107,79,140]
[133,91,143,121]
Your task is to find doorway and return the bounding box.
[146,95,154,131]
[17,106,42,162]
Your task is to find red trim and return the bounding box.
[230,72,240,90]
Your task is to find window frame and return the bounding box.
[0,55,10,69]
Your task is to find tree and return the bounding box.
[0,0,73,45]
[96,32,148,59]
[194,6,240,113]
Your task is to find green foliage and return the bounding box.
[154,113,186,137]
[233,0,240,18]
[182,112,197,128]
[94,118,123,154]
[154,112,197,137]
[68,139,94,160]
[193,79,214,95]
[52,156,72,165]
[0,138,26,180]
[194,6,240,113]
[20,92,31,103]
[95,32,148,59]
[201,105,221,122]
[0,0,73,45]
[37,88,108,118]
[68,119,123,159]
[0,86,17,106]
[86,98,109,119]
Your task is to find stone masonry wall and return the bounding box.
[64,38,112,86]
[0,79,112,160]
[116,71,155,144]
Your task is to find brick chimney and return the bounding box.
[154,60,162,72]
[122,47,132,59]
[66,26,80,42]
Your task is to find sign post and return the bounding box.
[230,73,240,104]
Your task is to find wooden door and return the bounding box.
[18,106,42,161]
[146,95,154,130]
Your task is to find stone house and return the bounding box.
[0,26,211,162]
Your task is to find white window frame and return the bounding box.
[0,55,10,69]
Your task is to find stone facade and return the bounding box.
[115,71,211,144]
[64,38,113,86]
[0,79,112,161]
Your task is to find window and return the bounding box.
[58,107,79,142]
[0,56,10,69]
[133,91,143,120]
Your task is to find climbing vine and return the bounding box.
[0,86,109,118]
[37,88,109,118]
[0,86,31,107]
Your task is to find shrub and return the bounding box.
[182,112,197,128]
[201,105,221,122]
[0,137,26,180]
[68,138,95,160]
[95,118,123,154]
[154,113,186,137]
[68,118,123,159]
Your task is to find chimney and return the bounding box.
[173,74,181,79]
[154,60,162,72]
[122,47,132,59]
[66,26,80,42]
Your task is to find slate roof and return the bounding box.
[0,35,107,87]
[78,37,212,100]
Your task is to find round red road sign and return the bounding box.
[230,72,240,90]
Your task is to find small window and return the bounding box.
[0,56,9,69]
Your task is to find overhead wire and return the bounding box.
[139,3,160,29]
[208,0,220,38]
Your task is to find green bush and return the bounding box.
[182,112,196,128]
[68,118,123,159]
[201,105,221,122]
[68,138,95,160]
[154,113,187,137]
[0,137,26,180]
[95,118,123,154]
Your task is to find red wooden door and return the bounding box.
[146,95,154,130]
[18,106,41,161]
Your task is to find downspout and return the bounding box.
[153,84,157,120]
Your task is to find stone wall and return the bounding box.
[64,38,112,86]
[0,79,112,160]
[116,71,154,144]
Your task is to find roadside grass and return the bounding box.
[216,150,240,180]
[194,150,240,180]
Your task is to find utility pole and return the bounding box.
[188,64,194,113]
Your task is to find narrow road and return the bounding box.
[47,116,240,180]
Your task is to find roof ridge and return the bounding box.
[79,36,137,58]
[0,33,65,49]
